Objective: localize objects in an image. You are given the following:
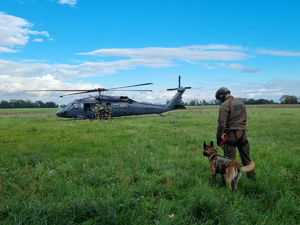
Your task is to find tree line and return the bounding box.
[1,95,299,108]
[184,95,300,106]
[0,99,58,108]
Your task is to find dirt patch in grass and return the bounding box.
[0,111,55,115]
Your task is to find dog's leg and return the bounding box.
[226,173,232,192]
[235,170,242,190]
[212,173,217,186]
[210,163,217,187]
[226,168,234,192]
[221,174,226,186]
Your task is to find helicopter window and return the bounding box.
[64,102,73,109]
[70,103,79,110]
[120,96,129,101]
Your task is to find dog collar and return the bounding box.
[203,148,217,157]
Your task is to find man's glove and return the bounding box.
[217,138,222,146]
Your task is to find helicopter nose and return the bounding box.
[56,109,64,117]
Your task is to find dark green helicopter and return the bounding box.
[27,76,191,119]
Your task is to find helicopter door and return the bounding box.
[84,103,94,118]
[84,103,91,112]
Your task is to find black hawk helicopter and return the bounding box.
[27,76,191,119]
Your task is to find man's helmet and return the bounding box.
[215,87,230,101]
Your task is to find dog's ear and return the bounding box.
[203,142,207,149]
[210,141,214,147]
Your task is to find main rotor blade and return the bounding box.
[108,89,152,92]
[25,83,153,97]
[25,88,108,94]
[24,90,94,92]
[59,91,94,97]
[108,83,153,90]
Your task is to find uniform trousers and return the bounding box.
[223,130,256,181]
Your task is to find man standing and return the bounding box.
[215,87,256,181]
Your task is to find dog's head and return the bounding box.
[203,141,216,157]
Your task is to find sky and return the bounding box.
[1,0,300,105]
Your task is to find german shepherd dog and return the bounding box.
[203,141,255,192]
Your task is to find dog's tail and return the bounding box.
[240,161,255,172]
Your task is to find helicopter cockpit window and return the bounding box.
[65,102,73,109]
[120,96,129,101]
[70,103,79,110]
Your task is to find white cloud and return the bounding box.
[58,0,77,7]
[0,12,51,53]
[227,63,244,69]
[232,79,300,101]
[40,74,55,80]
[0,60,51,77]
[0,46,16,53]
[0,74,98,104]
[80,45,253,61]
[0,12,31,47]
[258,49,300,57]
[33,38,44,42]
[200,63,215,69]
[240,68,262,73]
[187,78,300,104]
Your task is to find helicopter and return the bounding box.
[26,76,191,119]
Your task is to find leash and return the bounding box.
[219,132,228,149]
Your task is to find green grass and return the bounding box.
[0,108,58,112]
[0,108,299,224]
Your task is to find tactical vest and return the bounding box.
[213,156,233,174]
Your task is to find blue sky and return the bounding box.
[1,0,300,105]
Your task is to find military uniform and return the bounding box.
[106,105,112,119]
[95,107,100,120]
[217,95,256,181]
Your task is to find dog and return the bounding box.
[203,141,255,192]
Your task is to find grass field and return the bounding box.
[0,108,299,224]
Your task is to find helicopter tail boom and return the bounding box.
[166,87,189,110]
[166,76,191,110]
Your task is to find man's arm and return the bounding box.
[216,105,229,144]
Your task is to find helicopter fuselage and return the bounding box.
[56,87,188,119]
[56,95,171,119]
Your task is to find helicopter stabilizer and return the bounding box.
[167,75,191,91]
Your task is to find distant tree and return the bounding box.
[0,100,10,108]
[279,95,298,104]
[44,101,58,108]
[256,99,270,104]
[189,99,196,106]
[0,99,59,108]
[202,99,208,105]
[237,98,247,103]
[209,99,219,105]
[35,100,44,107]
[245,99,256,105]
[244,98,276,105]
